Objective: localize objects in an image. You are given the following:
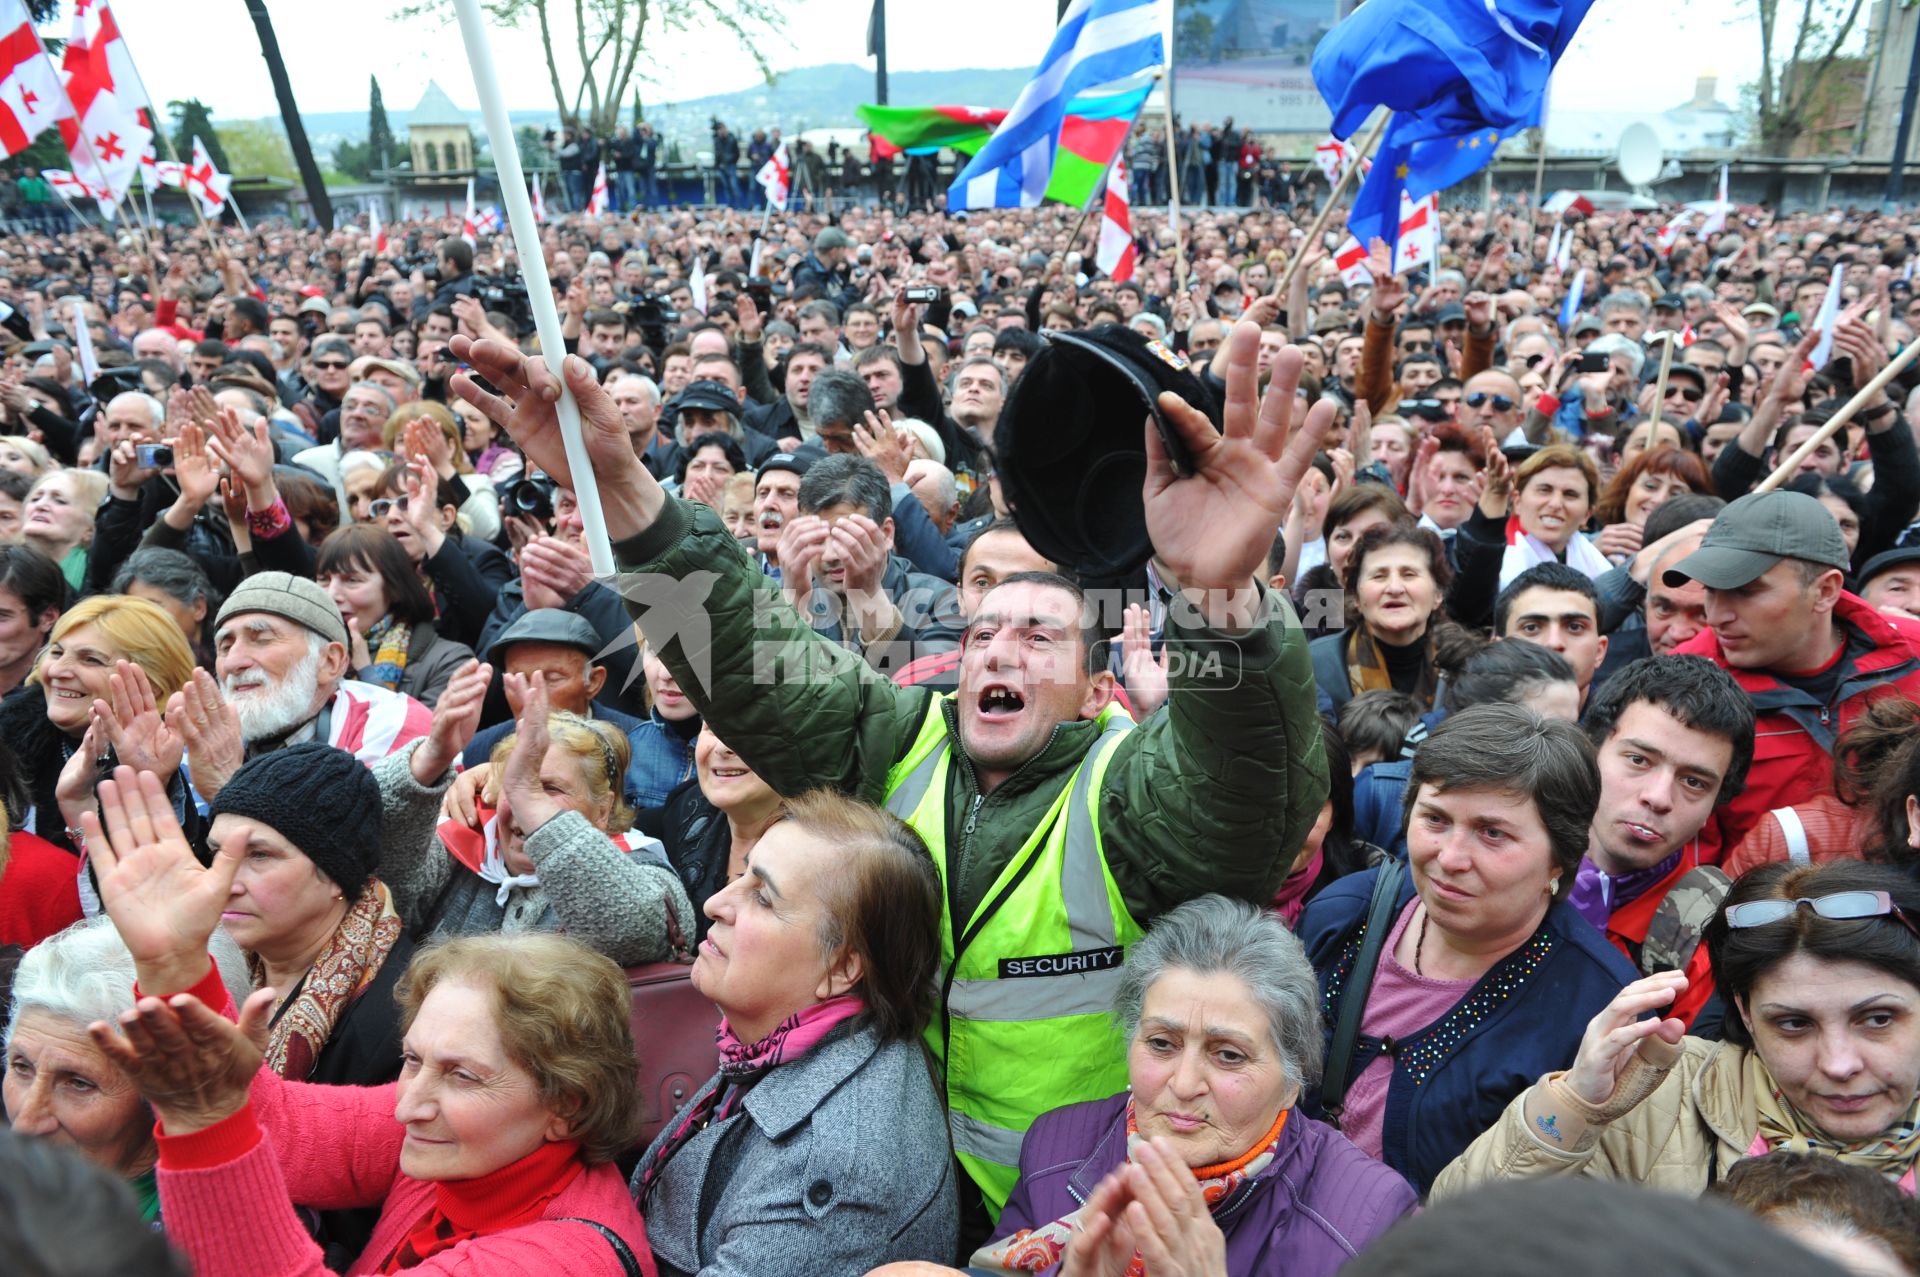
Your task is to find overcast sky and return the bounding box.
[99,0,1787,124]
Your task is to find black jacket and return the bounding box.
[634,777,728,941]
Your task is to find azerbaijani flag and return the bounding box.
[857,104,1006,159]
[1042,84,1150,208]
[859,84,1151,209]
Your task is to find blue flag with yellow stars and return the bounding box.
[1313,0,1596,257]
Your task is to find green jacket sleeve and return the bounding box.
[611,496,933,801]
[1099,589,1329,923]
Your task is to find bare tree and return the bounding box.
[399,0,786,135]
[1753,0,1869,155]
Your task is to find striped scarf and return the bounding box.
[971,1099,1289,1275]
[1748,1052,1920,1190]
[361,616,413,692]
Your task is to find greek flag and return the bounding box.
[946,0,1166,212]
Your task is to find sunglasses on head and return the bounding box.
[1465,392,1516,412]
[369,496,410,517]
[1725,890,1920,941]
[1667,385,1704,403]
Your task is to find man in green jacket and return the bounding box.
[450,319,1331,1225]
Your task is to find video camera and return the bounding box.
[473,274,534,336]
[498,472,557,524]
[624,293,680,349]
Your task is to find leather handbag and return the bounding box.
[625,961,721,1147]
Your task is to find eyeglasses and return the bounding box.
[312,359,350,371]
[1400,340,1435,353]
[369,496,409,517]
[1725,890,1920,942]
[1465,392,1516,412]
[1667,385,1705,403]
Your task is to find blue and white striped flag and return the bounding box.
[946,0,1166,212]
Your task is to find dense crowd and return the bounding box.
[0,131,1915,1277]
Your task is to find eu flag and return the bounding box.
[1313,0,1596,256]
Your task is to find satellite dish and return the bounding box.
[1616,123,1663,189]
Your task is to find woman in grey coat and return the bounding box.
[379,665,694,966]
[630,789,958,1276]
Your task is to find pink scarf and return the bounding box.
[1271,846,1324,927]
[634,995,866,1201]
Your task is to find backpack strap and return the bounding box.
[556,1219,641,1277]
[1771,807,1811,865]
[1321,856,1406,1129]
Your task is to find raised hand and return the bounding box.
[88,987,278,1137]
[81,767,246,996]
[1120,603,1170,718]
[404,414,457,479]
[734,292,763,343]
[403,456,447,558]
[97,660,185,780]
[168,668,245,801]
[345,615,372,673]
[411,659,491,785]
[1144,321,1334,628]
[1561,971,1689,1109]
[826,513,891,599]
[1057,1172,1140,1277]
[171,421,219,511]
[775,514,831,608]
[497,674,559,838]
[205,405,276,498]
[449,338,657,538]
[1363,237,1406,317]
[853,408,911,486]
[519,536,594,611]
[1123,1138,1231,1277]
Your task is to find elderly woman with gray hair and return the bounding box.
[3,916,250,1225]
[974,896,1417,1277]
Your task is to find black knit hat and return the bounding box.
[993,324,1219,580]
[207,743,381,900]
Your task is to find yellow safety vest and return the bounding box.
[883,695,1142,1217]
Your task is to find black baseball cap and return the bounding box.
[756,451,812,482]
[671,379,739,415]
[1663,491,1851,590]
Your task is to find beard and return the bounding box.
[224,644,325,743]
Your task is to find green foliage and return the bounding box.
[214,121,296,180]
[333,137,374,180]
[167,100,230,171]
[368,76,396,171]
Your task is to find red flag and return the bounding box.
[1096,154,1134,282]
[0,4,66,159]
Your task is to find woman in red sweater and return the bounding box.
[78,765,655,1277]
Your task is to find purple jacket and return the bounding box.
[991,1094,1417,1277]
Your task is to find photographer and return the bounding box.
[408,237,478,323]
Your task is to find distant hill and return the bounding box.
[248,63,1038,159]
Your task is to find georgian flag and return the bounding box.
[529,175,545,224]
[1314,134,1370,185]
[0,4,67,160]
[184,134,231,216]
[370,205,387,255]
[1095,152,1134,282]
[59,0,152,216]
[588,161,609,215]
[755,139,790,210]
[43,167,106,203]
[1330,192,1436,285]
[461,176,478,246]
[474,204,503,235]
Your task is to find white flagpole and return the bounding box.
[451,0,613,576]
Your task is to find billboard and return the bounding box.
[1171,0,1345,134]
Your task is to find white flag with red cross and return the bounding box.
[588,161,609,215]
[530,176,545,224]
[59,0,152,216]
[755,139,790,211]
[461,176,478,246]
[370,205,387,256]
[1096,153,1135,283]
[184,134,231,216]
[0,2,67,160]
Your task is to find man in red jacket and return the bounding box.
[1666,489,1920,857]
